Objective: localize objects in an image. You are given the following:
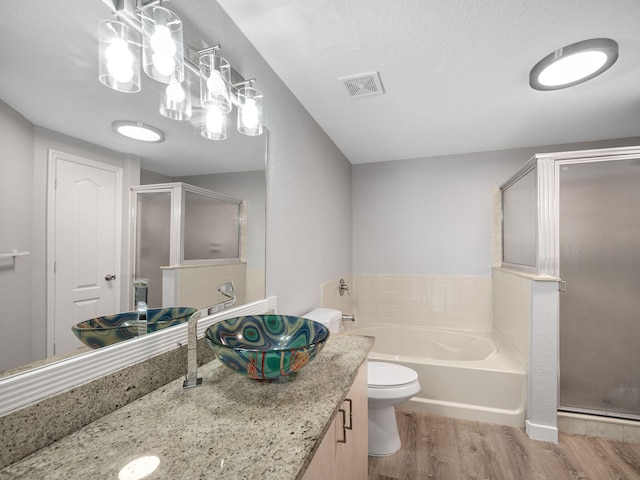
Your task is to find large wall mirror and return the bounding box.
[0,1,266,380]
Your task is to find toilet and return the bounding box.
[302,308,342,333]
[302,309,420,456]
[367,361,420,456]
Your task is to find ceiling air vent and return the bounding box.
[339,71,384,99]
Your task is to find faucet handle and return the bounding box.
[218,281,235,298]
[338,278,350,296]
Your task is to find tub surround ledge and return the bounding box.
[492,267,560,282]
[0,335,373,480]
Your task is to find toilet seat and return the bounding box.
[368,361,418,388]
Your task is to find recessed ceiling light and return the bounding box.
[529,38,618,91]
[112,120,165,142]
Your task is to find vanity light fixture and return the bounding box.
[98,19,141,93]
[98,0,264,140]
[141,5,184,84]
[200,50,232,114]
[112,120,166,143]
[201,104,227,141]
[529,38,619,91]
[237,83,264,136]
[160,75,192,121]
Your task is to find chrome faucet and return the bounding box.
[183,281,237,389]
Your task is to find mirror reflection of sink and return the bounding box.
[72,307,198,349]
[204,315,330,381]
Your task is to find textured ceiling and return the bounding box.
[217,0,640,163]
[2,1,639,174]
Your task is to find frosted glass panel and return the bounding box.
[135,192,171,308]
[559,159,640,419]
[502,168,537,267]
[183,191,240,261]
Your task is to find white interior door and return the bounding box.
[48,151,122,356]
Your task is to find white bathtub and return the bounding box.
[349,324,526,427]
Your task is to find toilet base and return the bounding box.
[368,405,401,456]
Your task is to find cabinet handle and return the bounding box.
[337,408,347,444]
[343,398,353,431]
[336,398,353,444]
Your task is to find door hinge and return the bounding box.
[558,280,566,292]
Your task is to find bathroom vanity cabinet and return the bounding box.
[0,335,373,479]
[303,361,368,479]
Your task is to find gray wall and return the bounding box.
[140,169,174,185]
[204,3,353,315]
[353,138,640,277]
[176,170,266,271]
[0,98,140,371]
[0,100,35,371]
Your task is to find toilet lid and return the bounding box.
[368,362,418,387]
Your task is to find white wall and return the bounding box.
[0,100,34,372]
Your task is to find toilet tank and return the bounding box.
[303,308,341,333]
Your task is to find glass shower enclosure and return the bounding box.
[501,147,640,421]
[131,182,245,308]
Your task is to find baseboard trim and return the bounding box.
[526,420,558,443]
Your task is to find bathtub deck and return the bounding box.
[368,409,640,480]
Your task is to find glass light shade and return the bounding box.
[199,54,231,113]
[160,78,192,121]
[237,87,263,136]
[141,6,184,84]
[529,38,618,91]
[201,105,227,141]
[98,20,141,93]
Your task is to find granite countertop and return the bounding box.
[0,334,373,480]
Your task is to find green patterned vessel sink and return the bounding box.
[204,315,330,380]
[72,307,198,349]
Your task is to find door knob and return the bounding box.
[105,274,116,281]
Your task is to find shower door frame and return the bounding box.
[542,146,640,278]
[502,145,640,278]
[500,145,640,437]
[130,182,246,309]
[552,149,640,420]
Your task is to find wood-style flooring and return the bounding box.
[368,409,640,480]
